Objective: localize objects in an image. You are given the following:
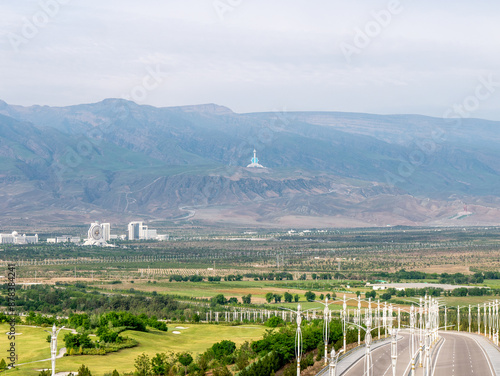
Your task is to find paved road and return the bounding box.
[316,331,419,376]
[431,332,495,376]
[341,332,417,376]
[317,331,498,376]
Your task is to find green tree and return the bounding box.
[177,352,193,375]
[265,316,285,328]
[77,365,92,376]
[134,353,151,376]
[265,292,274,303]
[151,353,168,375]
[304,291,316,301]
[284,292,293,303]
[380,292,392,301]
[38,371,51,376]
[242,294,252,304]
[365,290,376,299]
[210,294,227,306]
[273,294,282,303]
[294,294,299,302]
[213,366,232,376]
[111,370,119,376]
[319,294,324,300]
[0,359,7,371]
[64,333,94,350]
[212,340,236,360]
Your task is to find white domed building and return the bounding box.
[0,231,38,244]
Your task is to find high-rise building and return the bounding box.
[127,221,168,241]
[102,223,111,241]
[128,221,143,240]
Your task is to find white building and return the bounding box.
[128,221,168,241]
[0,232,38,244]
[56,235,71,243]
[128,221,142,240]
[102,223,111,241]
[83,222,108,246]
[145,228,157,239]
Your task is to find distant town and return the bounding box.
[0,221,169,246]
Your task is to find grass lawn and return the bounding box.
[3,324,266,376]
[0,324,65,365]
[440,295,497,307]
[103,280,364,306]
[481,279,500,289]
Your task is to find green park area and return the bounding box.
[0,324,266,376]
[1,227,500,375]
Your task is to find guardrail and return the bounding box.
[315,335,395,376]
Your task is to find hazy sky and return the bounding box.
[1,0,500,120]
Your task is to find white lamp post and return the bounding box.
[328,348,344,376]
[44,324,65,376]
[410,305,416,376]
[312,297,335,366]
[280,303,318,376]
[296,307,302,376]
[390,328,398,376]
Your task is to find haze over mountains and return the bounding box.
[1,99,499,228]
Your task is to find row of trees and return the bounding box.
[264,291,338,304]
[370,286,493,301]
[6,284,201,321]
[168,272,296,283]
[373,269,490,285]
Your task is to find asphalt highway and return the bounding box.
[430,332,495,376]
[341,332,416,376]
[317,330,497,376]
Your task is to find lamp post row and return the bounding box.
[45,296,500,376]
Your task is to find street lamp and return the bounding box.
[409,305,417,376]
[312,297,336,366]
[390,328,398,376]
[346,311,386,376]
[280,303,318,376]
[44,324,65,376]
[328,348,344,376]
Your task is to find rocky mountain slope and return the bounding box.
[0,99,499,228]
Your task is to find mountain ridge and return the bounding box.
[0,99,499,228]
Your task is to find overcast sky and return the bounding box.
[1,0,500,120]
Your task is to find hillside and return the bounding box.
[0,99,499,228]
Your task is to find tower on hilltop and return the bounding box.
[246,149,265,168]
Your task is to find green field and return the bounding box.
[481,279,500,289]
[1,324,266,376]
[104,279,362,306]
[0,325,65,365]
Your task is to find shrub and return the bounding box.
[265,316,285,328]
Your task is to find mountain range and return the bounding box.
[1,98,499,228]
